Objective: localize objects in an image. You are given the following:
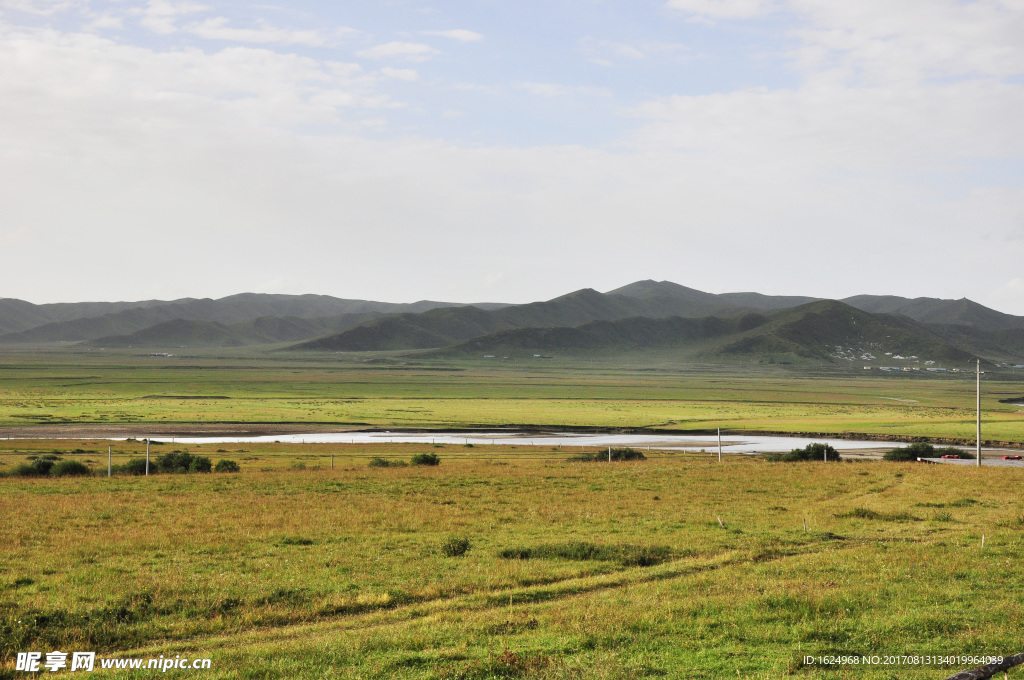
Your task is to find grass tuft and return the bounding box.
[498,542,671,566]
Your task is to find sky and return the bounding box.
[1,0,1024,312]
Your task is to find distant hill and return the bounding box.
[0,294,502,344]
[438,301,978,365]
[713,301,974,363]
[290,287,758,352]
[446,313,768,354]
[0,298,166,335]
[3,283,1023,355]
[438,301,991,366]
[609,280,819,313]
[90,319,252,348]
[841,295,1024,331]
[87,312,385,348]
[609,280,1024,330]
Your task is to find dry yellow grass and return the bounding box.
[2,443,1023,678]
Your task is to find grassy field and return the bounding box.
[0,349,1022,443]
[1,443,1023,678]
[1,349,1023,678]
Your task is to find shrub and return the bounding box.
[11,458,58,476]
[570,447,647,463]
[441,536,470,557]
[214,459,240,473]
[884,442,934,461]
[155,451,211,473]
[155,451,191,473]
[188,456,212,473]
[411,453,440,466]
[112,458,150,475]
[766,443,840,462]
[9,462,49,477]
[50,460,91,477]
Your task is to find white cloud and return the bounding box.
[1,5,1024,310]
[630,83,1024,169]
[356,41,439,61]
[665,0,776,19]
[84,13,124,31]
[423,29,483,42]
[790,0,1024,84]
[0,0,84,15]
[134,0,209,35]
[517,82,611,98]
[186,17,327,46]
[579,37,643,66]
[579,37,689,65]
[379,66,418,81]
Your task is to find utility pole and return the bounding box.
[146,439,150,476]
[717,428,722,462]
[976,358,982,467]
[108,445,111,477]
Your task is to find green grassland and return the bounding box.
[2,349,1023,678]
[1,444,1023,678]
[0,349,1022,444]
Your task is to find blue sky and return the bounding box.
[2,0,1024,312]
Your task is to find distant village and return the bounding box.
[830,344,1024,372]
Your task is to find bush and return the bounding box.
[50,460,91,477]
[155,451,211,473]
[9,462,50,477]
[766,443,840,462]
[441,536,470,557]
[188,456,212,473]
[214,459,240,473]
[411,453,440,466]
[570,447,647,463]
[112,458,150,475]
[884,442,934,461]
[367,457,407,468]
[11,458,58,476]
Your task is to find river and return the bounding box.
[133,431,892,454]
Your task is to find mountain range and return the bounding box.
[2,281,1022,365]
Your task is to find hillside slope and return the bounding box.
[87,312,386,348]
[437,301,982,365]
[0,294,492,344]
[714,301,974,363]
[290,287,760,352]
[842,295,1024,330]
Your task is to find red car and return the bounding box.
[1003,455,1023,460]
[941,454,961,459]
